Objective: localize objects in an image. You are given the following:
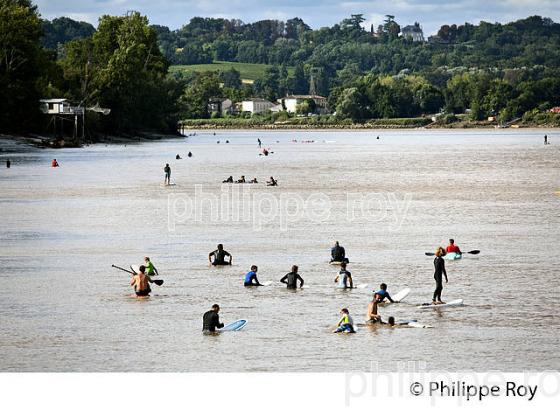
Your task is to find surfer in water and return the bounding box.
[433,247,448,304]
[130,265,154,297]
[223,176,234,183]
[258,138,262,147]
[280,265,304,289]
[6,159,10,168]
[209,244,232,266]
[164,163,171,185]
[446,239,461,255]
[51,159,59,167]
[202,304,224,333]
[333,308,355,333]
[143,257,159,276]
[244,265,262,286]
[266,176,278,186]
[331,241,348,263]
[366,284,395,323]
[334,262,353,288]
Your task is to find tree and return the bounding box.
[0,0,47,131]
[336,87,367,120]
[296,98,316,115]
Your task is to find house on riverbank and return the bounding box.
[241,98,278,115]
[279,95,329,114]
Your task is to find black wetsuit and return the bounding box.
[210,249,230,265]
[433,256,446,302]
[202,310,224,332]
[280,272,304,289]
[331,246,346,262]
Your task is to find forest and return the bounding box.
[2,0,560,138]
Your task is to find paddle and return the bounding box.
[424,250,480,256]
[111,264,164,286]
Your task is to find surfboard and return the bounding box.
[261,281,273,286]
[408,321,434,328]
[330,261,349,266]
[443,252,462,260]
[391,288,411,302]
[220,319,247,332]
[335,283,368,289]
[418,299,464,309]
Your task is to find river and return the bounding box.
[0,129,559,371]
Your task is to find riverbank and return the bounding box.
[179,115,560,130]
[0,130,183,149]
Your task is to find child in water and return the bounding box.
[333,308,355,333]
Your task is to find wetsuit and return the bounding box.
[374,289,394,303]
[337,269,352,288]
[202,310,224,332]
[164,165,171,182]
[433,256,446,302]
[244,270,260,286]
[280,272,304,289]
[145,261,156,275]
[331,246,346,262]
[210,249,230,265]
[334,314,355,333]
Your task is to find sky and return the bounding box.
[34,0,560,35]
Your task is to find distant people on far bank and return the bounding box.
[51,159,59,167]
[164,163,171,185]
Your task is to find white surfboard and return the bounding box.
[392,288,411,302]
[261,281,273,286]
[418,299,463,309]
[408,321,434,328]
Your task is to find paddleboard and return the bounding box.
[220,319,247,332]
[418,299,464,309]
[396,319,417,326]
[443,252,462,260]
[408,321,434,328]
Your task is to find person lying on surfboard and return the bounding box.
[433,247,448,304]
[334,262,353,288]
[130,265,154,297]
[445,239,461,255]
[244,265,262,286]
[333,308,355,333]
[202,304,224,333]
[330,241,348,263]
[143,257,158,276]
[209,244,232,266]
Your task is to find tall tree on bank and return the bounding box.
[0,0,45,132]
[61,11,181,131]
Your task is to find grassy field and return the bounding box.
[169,61,292,84]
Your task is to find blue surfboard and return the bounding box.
[220,319,247,331]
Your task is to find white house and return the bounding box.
[40,99,72,114]
[280,95,329,114]
[401,23,425,42]
[241,98,276,115]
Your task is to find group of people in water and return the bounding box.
[129,237,462,333]
[222,175,278,186]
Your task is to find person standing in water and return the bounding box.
[6,159,10,168]
[202,304,224,333]
[258,138,262,148]
[130,265,154,297]
[51,159,59,167]
[209,244,232,265]
[280,265,304,289]
[164,163,171,185]
[244,265,262,286]
[544,135,548,145]
[334,262,353,288]
[433,247,449,304]
[333,308,355,333]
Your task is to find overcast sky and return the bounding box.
[34,0,559,35]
